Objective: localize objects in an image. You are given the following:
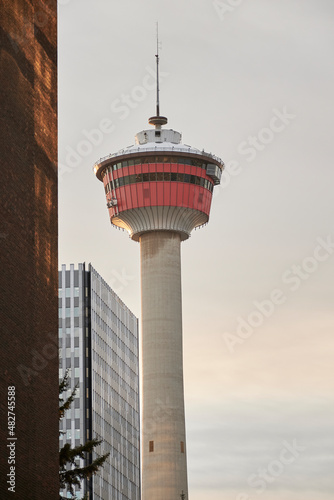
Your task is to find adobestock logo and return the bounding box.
[212,107,296,199]
[9,0,54,52]
[110,66,169,121]
[223,235,334,354]
[58,65,169,181]
[213,0,245,21]
[237,107,296,162]
[107,268,135,295]
[58,119,115,180]
[236,439,307,499]
[17,332,58,386]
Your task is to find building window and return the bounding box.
[109,169,214,192]
[149,441,154,452]
[181,441,185,453]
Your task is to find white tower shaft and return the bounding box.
[140,231,188,500]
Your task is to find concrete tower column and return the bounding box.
[140,231,188,500]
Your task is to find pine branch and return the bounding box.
[59,439,103,468]
[59,453,110,494]
[59,372,110,498]
[59,369,78,420]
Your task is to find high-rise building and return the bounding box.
[93,49,224,500]
[0,2,58,498]
[59,263,140,500]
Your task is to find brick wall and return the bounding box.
[0,1,58,498]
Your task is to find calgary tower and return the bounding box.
[94,37,224,500]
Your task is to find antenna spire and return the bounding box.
[149,22,168,129]
[156,22,160,117]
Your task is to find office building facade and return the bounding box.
[59,263,140,500]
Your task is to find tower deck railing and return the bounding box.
[94,145,224,168]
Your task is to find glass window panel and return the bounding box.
[163,172,171,181]
[156,172,163,181]
[142,173,149,182]
[149,172,156,181]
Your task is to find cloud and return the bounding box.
[187,397,334,495]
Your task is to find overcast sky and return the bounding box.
[58,1,334,499]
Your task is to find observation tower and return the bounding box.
[94,42,224,500]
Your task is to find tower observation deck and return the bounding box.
[94,67,224,500]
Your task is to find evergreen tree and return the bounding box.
[59,370,110,499]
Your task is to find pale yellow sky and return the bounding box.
[58,0,334,497]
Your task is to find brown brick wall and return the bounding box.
[0,1,58,498]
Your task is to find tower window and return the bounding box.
[155,131,161,137]
[149,441,154,452]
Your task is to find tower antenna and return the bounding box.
[149,22,168,129]
[156,21,160,117]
